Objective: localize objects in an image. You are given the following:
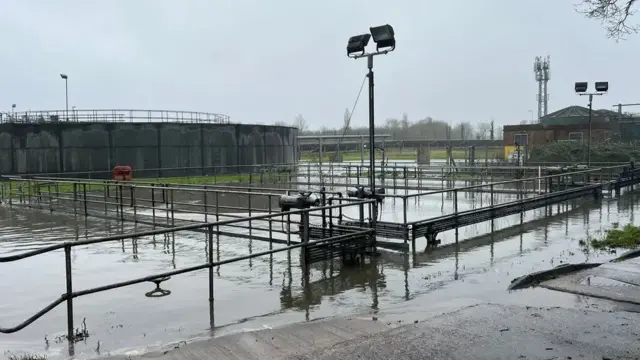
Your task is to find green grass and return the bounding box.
[6,353,47,360]
[1,172,292,195]
[301,148,503,162]
[588,223,640,250]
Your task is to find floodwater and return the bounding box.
[0,182,638,359]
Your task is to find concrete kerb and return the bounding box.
[508,248,640,291]
[507,263,603,290]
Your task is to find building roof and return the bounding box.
[540,105,618,126]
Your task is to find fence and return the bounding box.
[0,199,375,354]
[1,109,231,124]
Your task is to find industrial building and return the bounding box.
[502,105,640,149]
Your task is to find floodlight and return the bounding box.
[369,24,395,51]
[595,81,609,92]
[346,34,371,56]
[60,74,68,79]
[574,82,588,93]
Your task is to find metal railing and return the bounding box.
[0,199,375,354]
[3,164,628,246]
[0,109,231,124]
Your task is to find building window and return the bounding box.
[568,132,584,143]
[514,133,528,146]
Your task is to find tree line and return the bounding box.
[277,110,504,141]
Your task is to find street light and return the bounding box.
[60,73,69,121]
[574,81,608,167]
[11,104,16,120]
[346,24,396,223]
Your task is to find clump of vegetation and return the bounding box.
[5,352,47,360]
[586,223,640,250]
[529,141,638,164]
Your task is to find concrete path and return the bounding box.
[293,304,640,360]
[103,254,640,360]
[104,303,640,360]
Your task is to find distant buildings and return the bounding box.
[503,105,640,148]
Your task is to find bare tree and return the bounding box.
[577,0,638,40]
[476,122,492,140]
[292,114,308,132]
[343,108,351,131]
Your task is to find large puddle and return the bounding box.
[0,184,638,359]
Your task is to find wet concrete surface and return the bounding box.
[292,304,640,360]
[1,184,640,359]
[116,303,640,360]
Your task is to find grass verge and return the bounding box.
[5,353,47,360]
[580,222,640,250]
[1,172,293,195]
[300,148,503,162]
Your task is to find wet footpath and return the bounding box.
[104,253,640,360]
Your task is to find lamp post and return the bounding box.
[60,73,69,121]
[346,24,396,222]
[11,104,16,120]
[574,81,608,168]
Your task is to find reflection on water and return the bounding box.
[0,192,639,359]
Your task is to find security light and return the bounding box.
[595,81,609,92]
[346,34,371,56]
[369,24,395,51]
[60,74,68,79]
[574,82,588,93]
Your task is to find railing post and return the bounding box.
[151,184,156,223]
[73,183,77,215]
[64,244,74,343]
[203,185,208,222]
[301,209,310,265]
[132,185,137,223]
[83,183,88,217]
[119,184,124,221]
[170,188,175,226]
[208,225,215,329]
[403,196,408,245]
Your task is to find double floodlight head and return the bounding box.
[574,81,609,94]
[347,24,396,57]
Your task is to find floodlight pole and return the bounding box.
[587,94,593,168]
[579,93,603,168]
[351,50,388,222]
[367,54,375,206]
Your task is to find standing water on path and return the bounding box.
[0,192,639,359]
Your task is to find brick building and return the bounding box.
[503,105,621,148]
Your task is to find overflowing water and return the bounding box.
[0,177,638,359]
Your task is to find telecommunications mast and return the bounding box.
[533,55,551,121]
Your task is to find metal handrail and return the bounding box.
[0,109,231,124]
[0,199,375,343]
[397,165,624,201]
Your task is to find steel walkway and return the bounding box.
[343,184,603,247]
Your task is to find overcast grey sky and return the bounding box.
[1,0,638,129]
